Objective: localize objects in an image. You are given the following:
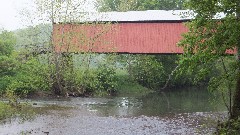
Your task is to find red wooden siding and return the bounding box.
[53,22,188,54]
[116,23,187,53]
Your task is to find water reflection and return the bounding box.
[90,87,226,117]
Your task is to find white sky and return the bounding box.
[0,0,96,31]
[0,0,29,30]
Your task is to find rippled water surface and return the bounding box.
[0,87,227,135]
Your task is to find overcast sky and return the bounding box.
[0,0,29,30]
[0,0,96,31]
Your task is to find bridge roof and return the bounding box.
[55,10,226,24]
[55,10,193,23]
[84,10,192,22]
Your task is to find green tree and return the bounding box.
[0,30,51,97]
[97,0,142,11]
[178,0,240,119]
[0,31,17,93]
[0,31,15,56]
[138,0,185,10]
[96,0,185,12]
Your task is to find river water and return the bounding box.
[0,87,227,135]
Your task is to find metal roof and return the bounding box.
[55,10,226,23]
[84,10,192,22]
[55,10,193,23]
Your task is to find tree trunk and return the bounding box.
[52,52,64,95]
[232,72,240,119]
[231,2,240,119]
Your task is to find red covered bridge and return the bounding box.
[53,10,189,54]
[52,10,233,54]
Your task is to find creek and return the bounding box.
[0,87,227,135]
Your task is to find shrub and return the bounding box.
[7,57,50,96]
[131,55,166,90]
[95,64,118,95]
[216,118,240,135]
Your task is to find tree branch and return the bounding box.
[160,65,179,90]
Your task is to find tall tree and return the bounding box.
[96,0,186,12]
[178,0,240,119]
[19,0,89,95]
[20,0,118,96]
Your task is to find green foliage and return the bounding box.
[208,57,237,91]
[95,63,118,95]
[216,118,240,135]
[0,32,17,93]
[0,101,36,122]
[0,55,18,95]
[178,0,240,118]
[60,54,118,96]
[138,0,185,10]
[178,0,240,76]
[0,31,15,56]
[0,29,48,120]
[96,0,186,11]
[0,102,14,121]
[0,55,17,76]
[156,55,198,87]
[7,57,50,96]
[0,31,17,95]
[0,30,50,96]
[67,67,117,96]
[131,55,166,90]
[77,69,98,94]
[115,69,152,96]
[118,54,201,90]
[62,67,97,95]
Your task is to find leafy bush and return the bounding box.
[131,55,166,90]
[0,31,50,96]
[216,118,240,135]
[62,63,118,96]
[7,58,50,95]
[115,69,152,96]
[0,31,15,56]
[95,64,118,95]
[73,54,118,96]
[63,68,98,95]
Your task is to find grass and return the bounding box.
[0,101,36,123]
[0,102,14,121]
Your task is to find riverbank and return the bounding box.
[0,101,36,122]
